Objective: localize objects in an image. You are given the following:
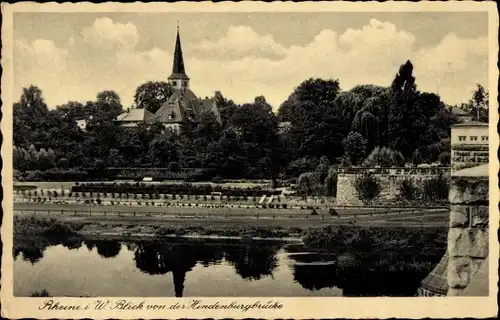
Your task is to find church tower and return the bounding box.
[168,25,189,90]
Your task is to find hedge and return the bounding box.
[17,169,92,182]
[71,182,281,197]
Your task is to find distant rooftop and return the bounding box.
[451,121,489,128]
[452,163,489,177]
[451,107,472,116]
[116,108,152,122]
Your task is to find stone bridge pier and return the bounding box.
[447,163,489,296]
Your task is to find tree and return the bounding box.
[107,148,126,167]
[134,81,174,113]
[463,84,489,122]
[230,96,280,178]
[148,131,180,167]
[96,90,123,118]
[314,156,330,185]
[13,86,50,147]
[27,145,39,170]
[279,78,343,162]
[347,85,391,150]
[56,157,69,169]
[342,131,368,166]
[387,60,427,158]
[56,101,85,120]
[412,149,423,166]
[214,91,238,129]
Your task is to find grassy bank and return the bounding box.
[14,214,448,245]
[302,224,447,252]
[13,215,306,240]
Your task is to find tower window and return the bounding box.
[481,136,488,141]
[470,136,478,141]
[458,136,466,141]
[172,81,177,87]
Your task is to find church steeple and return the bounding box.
[168,24,189,90]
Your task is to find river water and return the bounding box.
[14,238,435,297]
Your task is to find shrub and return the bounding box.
[423,173,449,201]
[438,152,451,166]
[43,222,75,237]
[31,289,52,297]
[212,176,224,184]
[363,147,405,167]
[412,149,423,166]
[399,179,421,201]
[354,174,381,202]
[282,203,287,209]
[168,161,180,172]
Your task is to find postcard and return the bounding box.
[1,1,498,319]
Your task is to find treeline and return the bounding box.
[13,60,488,180]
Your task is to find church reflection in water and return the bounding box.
[132,240,280,297]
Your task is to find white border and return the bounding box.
[1,2,498,319]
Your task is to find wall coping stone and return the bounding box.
[452,164,489,177]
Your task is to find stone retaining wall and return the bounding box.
[335,167,450,206]
[451,146,489,173]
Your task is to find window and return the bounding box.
[458,136,466,141]
[481,136,488,141]
[172,81,177,87]
[470,136,478,141]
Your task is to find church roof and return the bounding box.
[116,108,153,122]
[152,100,185,124]
[168,27,189,81]
[152,90,220,124]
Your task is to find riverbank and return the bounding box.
[14,210,448,245]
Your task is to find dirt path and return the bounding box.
[14,203,448,228]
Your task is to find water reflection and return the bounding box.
[132,240,280,296]
[285,246,443,297]
[134,242,198,297]
[86,240,122,258]
[14,237,441,297]
[14,237,83,264]
[225,246,279,281]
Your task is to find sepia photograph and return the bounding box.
[1,1,498,319]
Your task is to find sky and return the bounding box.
[13,12,489,110]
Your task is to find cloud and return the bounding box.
[195,25,287,60]
[80,17,139,52]
[13,17,489,110]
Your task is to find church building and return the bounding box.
[115,26,221,130]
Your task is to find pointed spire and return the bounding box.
[168,24,189,81]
